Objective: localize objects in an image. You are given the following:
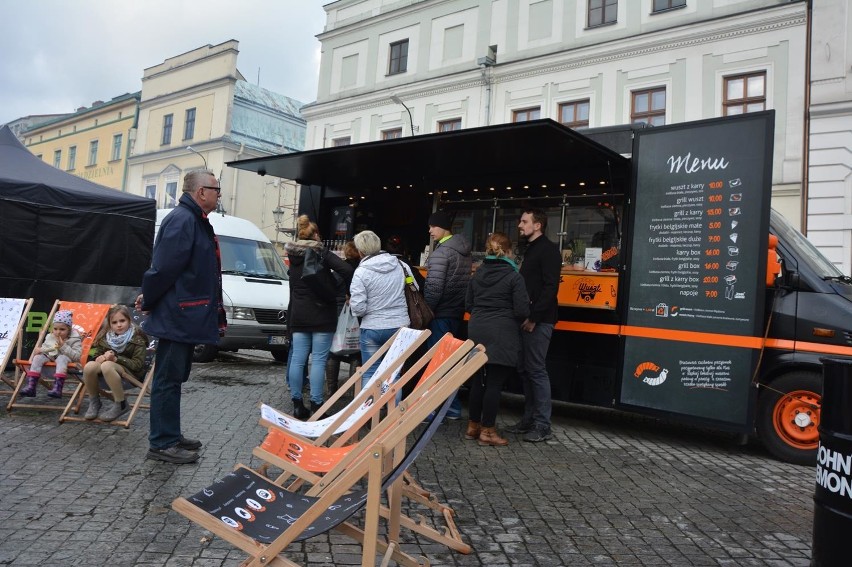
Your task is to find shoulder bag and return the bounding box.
[397,259,434,330]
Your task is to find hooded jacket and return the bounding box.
[285,239,354,333]
[465,258,529,367]
[41,329,83,362]
[89,327,150,379]
[349,252,409,330]
[424,234,472,319]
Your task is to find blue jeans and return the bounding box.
[519,322,554,428]
[149,339,194,450]
[288,332,333,405]
[427,317,462,417]
[359,328,399,389]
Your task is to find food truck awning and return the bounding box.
[228,119,631,196]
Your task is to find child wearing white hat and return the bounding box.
[20,309,82,398]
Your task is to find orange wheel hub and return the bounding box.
[773,390,821,449]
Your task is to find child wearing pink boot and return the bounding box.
[19,310,82,398]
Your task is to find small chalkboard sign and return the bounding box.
[619,112,774,429]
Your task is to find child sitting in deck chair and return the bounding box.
[20,310,81,398]
[82,305,148,422]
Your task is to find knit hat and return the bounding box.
[428,211,452,231]
[53,310,73,327]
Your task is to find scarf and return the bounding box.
[106,327,135,353]
[485,255,519,271]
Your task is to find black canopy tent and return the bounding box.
[228,119,632,234]
[0,125,155,312]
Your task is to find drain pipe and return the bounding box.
[800,0,812,234]
[230,142,245,215]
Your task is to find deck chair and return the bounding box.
[254,334,474,554]
[0,297,33,393]
[7,300,110,412]
[262,327,429,445]
[172,346,487,567]
[59,308,156,428]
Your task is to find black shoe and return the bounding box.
[505,420,534,434]
[147,445,199,464]
[310,401,323,415]
[292,398,310,420]
[522,426,553,443]
[177,436,202,451]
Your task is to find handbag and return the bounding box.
[397,259,434,330]
[302,247,339,304]
[331,304,360,354]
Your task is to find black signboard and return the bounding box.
[619,112,774,429]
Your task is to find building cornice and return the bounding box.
[139,76,236,108]
[303,4,805,121]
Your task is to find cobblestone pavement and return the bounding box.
[0,351,814,566]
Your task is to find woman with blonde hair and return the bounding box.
[284,215,354,418]
[464,232,529,446]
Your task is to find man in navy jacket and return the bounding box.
[137,170,225,464]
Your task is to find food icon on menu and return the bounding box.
[730,193,742,202]
[731,220,739,230]
[729,178,742,188]
[725,275,737,285]
[655,303,669,317]
[730,233,738,243]
[728,246,739,256]
[726,260,739,271]
[729,207,741,216]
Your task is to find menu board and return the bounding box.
[619,112,774,428]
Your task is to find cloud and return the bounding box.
[0,0,327,124]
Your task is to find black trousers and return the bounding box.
[467,363,514,427]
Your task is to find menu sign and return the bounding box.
[619,113,774,428]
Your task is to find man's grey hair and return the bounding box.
[182,169,215,193]
[353,230,381,256]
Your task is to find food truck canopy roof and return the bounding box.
[228,119,631,196]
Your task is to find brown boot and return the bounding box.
[478,426,509,447]
[464,421,481,440]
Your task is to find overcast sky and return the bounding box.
[0,0,329,125]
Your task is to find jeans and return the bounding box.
[427,317,462,417]
[359,328,399,389]
[288,332,333,405]
[149,339,194,450]
[519,322,554,429]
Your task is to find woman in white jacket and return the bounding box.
[349,230,410,388]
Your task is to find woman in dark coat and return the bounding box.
[464,232,530,446]
[284,215,354,418]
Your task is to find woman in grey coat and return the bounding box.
[464,232,530,446]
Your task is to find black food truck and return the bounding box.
[230,111,852,465]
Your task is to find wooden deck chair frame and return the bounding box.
[0,297,33,394]
[172,347,487,567]
[260,327,430,446]
[253,337,478,555]
[7,300,110,412]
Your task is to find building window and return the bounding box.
[145,182,157,200]
[184,108,196,140]
[723,72,766,116]
[53,150,62,169]
[333,137,351,147]
[653,0,686,12]
[513,108,541,122]
[111,134,123,161]
[382,128,403,140]
[438,119,462,132]
[588,0,617,27]
[631,87,666,126]
[68,146,76,170]
[165,181,178,208]
[162,113,173,145]
[388,39,409,75]
[559,100,591,128]
[88,140,99,166]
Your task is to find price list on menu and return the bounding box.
[619,113,774,428]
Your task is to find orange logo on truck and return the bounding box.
[573,278,602,302]
[633,361,669,386]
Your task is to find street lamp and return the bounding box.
[390,94,416,136]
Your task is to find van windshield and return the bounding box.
[219,235,289,280]
[770,209,843,279]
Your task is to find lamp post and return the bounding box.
[391,94,415,136]
[272,205,285,245]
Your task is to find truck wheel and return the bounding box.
[756,371,821,466]
[193,344,218,363]
[271,349,288,363]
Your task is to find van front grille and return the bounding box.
[255,309,287,325]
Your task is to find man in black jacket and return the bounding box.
[506,208,562,442]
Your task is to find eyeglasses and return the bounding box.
[200,185,221,195]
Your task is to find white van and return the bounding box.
[155,210,290,362]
